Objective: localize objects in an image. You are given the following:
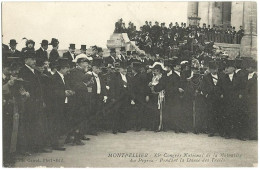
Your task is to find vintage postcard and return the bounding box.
[2,1,258,168]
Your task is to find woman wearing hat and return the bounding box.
[147,62,168,132]
[49,38,60,65]
[21,39,35,54]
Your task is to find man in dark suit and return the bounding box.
[105,48,117,67]
[67,56,92,144]
[130,62,150,131]
[18,52,50,153]
[80,45,87,54]
[49,38,60,64]
[151,21,161,42]
[89,59,108,134]
[7,39,21,63]
[2,42,9,61]
[201,61,225,137]
[63,44,76,66]
[35,40,49,63]
[118,47,127,62]
[110,62,131,134]
[51,58,74,150]
[222,59,248,140]
[245,59,257,140]
[142,21,151,34]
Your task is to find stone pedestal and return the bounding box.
[240,2,257,60]
[106,33,144,54]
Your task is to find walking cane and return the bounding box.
[10,97,19,153]
[192,99,196,130]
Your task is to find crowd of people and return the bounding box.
[114,19,244,57]
[2,33,257,167]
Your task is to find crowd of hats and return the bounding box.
[113,19,244,58]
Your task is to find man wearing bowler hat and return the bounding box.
[222,59,248,140]
[7,39,21,62]
[130,62,150,131]
[201,60,225,138]
[49,38,60,64]
[51,58,75,150]
[18,52,50,153]
[36,40,49,63]
[89,58,108,134]
[63,44,76,67]
[110,62,131,134]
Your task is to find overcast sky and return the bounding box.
[2,2,187,50]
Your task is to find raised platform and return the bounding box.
[214,43,240,59]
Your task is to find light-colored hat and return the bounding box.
[73,53,93,63]
[149,62,167,71]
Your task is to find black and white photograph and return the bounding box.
[1,1,258,168]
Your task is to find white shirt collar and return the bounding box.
[211,73,218,78]
[57,71,64,79]
[69,51,75,58]
[229,72,234,76]
[41,47,45,51]
[248,72,256,80]
[3,73,6,80]
[228,72,234,81]
[25,64,35,74]
[167,70,173,76]
[92,71,99,77]
[174,70,180,77]
[235,69,241,74]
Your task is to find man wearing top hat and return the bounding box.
[79,45,87,55]
[63,44,76,67]
[201,60,225,138]
[89,58,108,134]
[35,40,49,63]
[110,62,131,134]
[7,39,21,62]
[49,38,60,64]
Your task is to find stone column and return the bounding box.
[211,2,223,26]
[187,2,200,26]
[240,2,257,60]
[231,2,243,30]
[198,2,210,26]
